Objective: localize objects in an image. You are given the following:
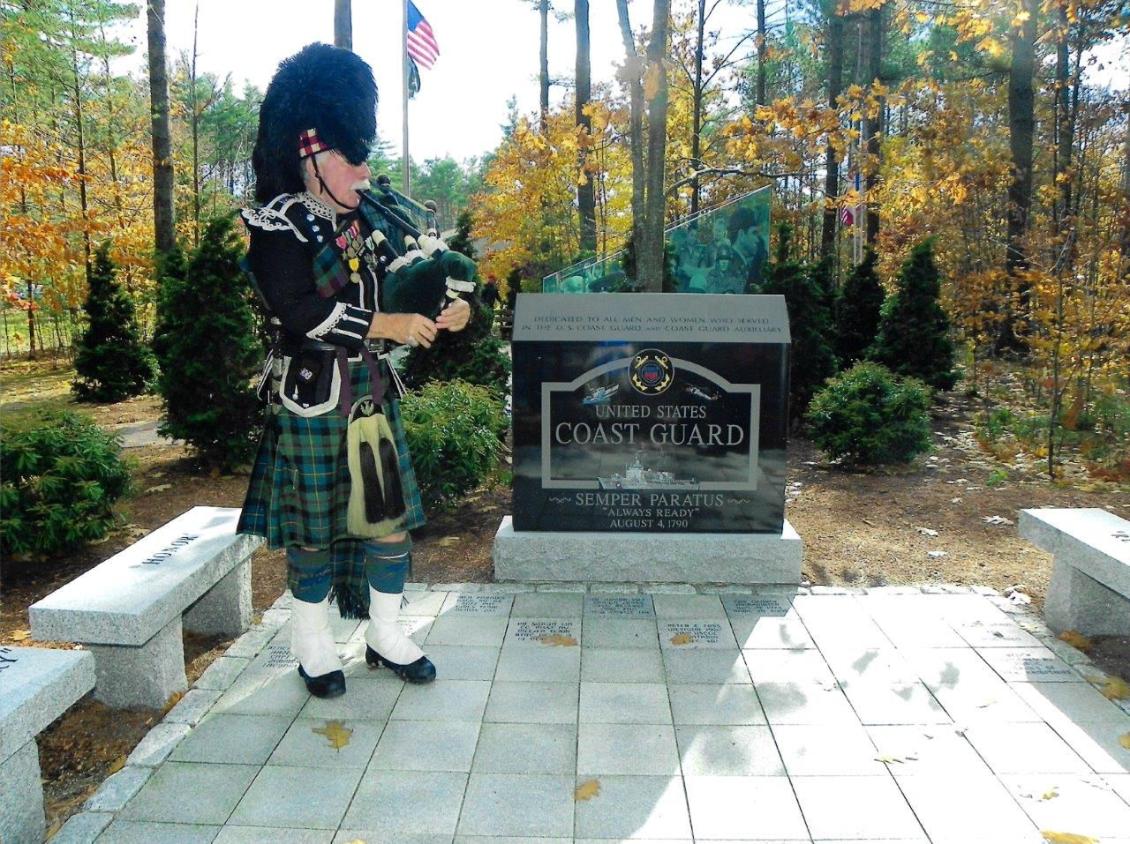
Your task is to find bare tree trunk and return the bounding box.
[821,2,843,261]
[860,5,883,247]
[540,0,550,132]
[334,0,352,50]
[998,0,1037,355]
[148,0,176,254]
[191,2,202,245]
[756,0,766,105]
[575,0,596,254]
[1121,99,1130,268]
[616,0,645,254]
[99,31,131,291]
[639,0,671,292]
[68,17,92,289]
[690,0,706,216]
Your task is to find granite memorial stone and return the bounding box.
[510,293,789,533]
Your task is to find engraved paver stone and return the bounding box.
[507,619,581,646]
[584,595,655,617]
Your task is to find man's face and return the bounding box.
[304,150,371,212]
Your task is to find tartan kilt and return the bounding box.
[238,357,426,617]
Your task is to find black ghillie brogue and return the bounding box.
[365,646,436,683]
[297,665,347,698]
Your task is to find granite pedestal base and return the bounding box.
[492,515,802,584]
[183,557,252,637]
[88,617,187,710]
[0,740,44,844]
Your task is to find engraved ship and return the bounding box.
[582,384,619,405]
[597,455,699,490]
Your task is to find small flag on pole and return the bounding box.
[406,1,439,69]
[839,206,854,226]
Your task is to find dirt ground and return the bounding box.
[1,360,1127,835]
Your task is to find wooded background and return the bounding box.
[2,0,1127,417]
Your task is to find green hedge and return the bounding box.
[401,380,506,508]
[1,412,131,557]
[805,362,932,465]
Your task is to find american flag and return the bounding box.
[406,1,439,69]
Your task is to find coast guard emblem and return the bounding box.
[630,349,673,396]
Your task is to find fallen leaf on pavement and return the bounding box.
[10,629,30,641]
[1041,833,1097,844]
[1057,630,1093,653]
[1099,676,1130,701]
[575,779,601,801]
[1119,733,1130,750]
[539,634,578,647]
[670,633,696,646]
[314,720,353,750]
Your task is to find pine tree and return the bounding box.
[446,209,477,260]
[152,216,263,470]
[762,224,838,420]
[835,248,885,366]
[869,238,957,391]
[73,241,156,402]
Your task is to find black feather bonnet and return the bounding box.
[252,43,377,203]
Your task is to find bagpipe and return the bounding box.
[356,187,478,320]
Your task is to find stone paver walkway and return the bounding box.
[53,583,1130,844]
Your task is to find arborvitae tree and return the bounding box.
[73,241,157,402]
[446,209,477,260]
[762,224,838,421]
[869,238,957,391]
[835,248,885,366]
[504,267,521,312]
[152,216,263,470]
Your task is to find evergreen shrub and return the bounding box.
[73,241,157,402]
[805,361,932,465]
[447,209,477,259]
[835,248,884,366]
[152,216,263,471]
[0,412,131,558]
[762,224,838,419]
[401,380,506,508]
[869,239,957,391]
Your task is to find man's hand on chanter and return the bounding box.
[369,312,438,348]
[436,297,471,333]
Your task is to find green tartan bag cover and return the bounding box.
[346,396,408,537]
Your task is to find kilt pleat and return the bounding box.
[238,358,425,618]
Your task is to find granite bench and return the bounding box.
[29,506,263,709]
[1019,507,1130,636]
[0,646,95,843]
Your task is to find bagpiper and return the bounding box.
[239,43,477,697]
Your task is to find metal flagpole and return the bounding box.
[401,0,411,196]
